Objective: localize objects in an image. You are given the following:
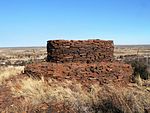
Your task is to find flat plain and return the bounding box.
[1,45,150,65]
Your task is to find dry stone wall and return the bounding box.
[47,40,114,63]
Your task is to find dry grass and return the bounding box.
[0,66,149,112]
[10,77,150,113]
[11,78,93,112]
[0,66,24,85]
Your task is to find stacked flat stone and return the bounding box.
[47,39,114,63]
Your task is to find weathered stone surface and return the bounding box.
[47,40,114,63]
[24,61,133,84]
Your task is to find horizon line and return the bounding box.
[0,44,150,48]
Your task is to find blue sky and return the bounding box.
[0,0,150,47]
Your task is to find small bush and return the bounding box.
[129,60,149,80]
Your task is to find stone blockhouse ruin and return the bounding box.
[24,39,133,85]
[47,40,114,63]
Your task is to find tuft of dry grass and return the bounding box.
[0,66,24,85]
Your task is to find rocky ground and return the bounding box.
[0,69,149,113]
[24,61,132,85]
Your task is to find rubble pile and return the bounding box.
[47,40,114,63]
[24,61,133,84]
